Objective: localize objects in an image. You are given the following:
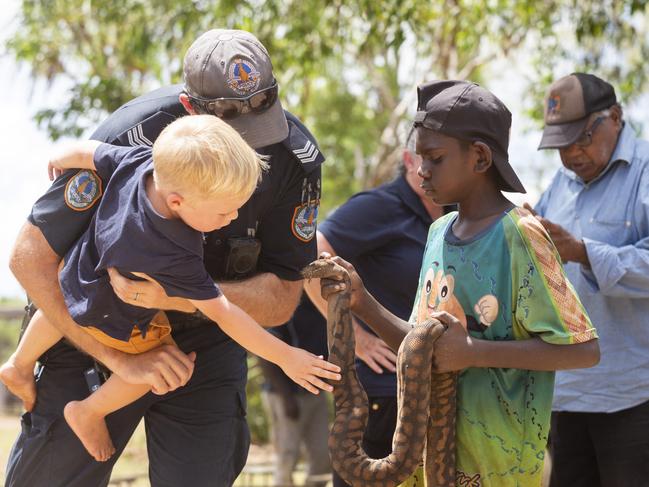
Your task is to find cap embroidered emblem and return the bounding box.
[65,170,102,211]
[547,95,561,116]
[227,58,261,95]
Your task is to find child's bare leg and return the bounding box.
[0,310,62,411]
[64,374,150,462]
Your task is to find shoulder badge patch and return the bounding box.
[291,200,319,242]
[65,170,103,211]
[227,58,261,95]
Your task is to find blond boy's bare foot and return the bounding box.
[0,360,36,412]
[64,401,116,462]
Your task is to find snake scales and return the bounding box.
[303,258,458,487]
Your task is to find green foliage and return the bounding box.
[0,320,21,363]
[246,355,269,444]
[7,0,649,203]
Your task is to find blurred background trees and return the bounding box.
[7,0,649,210]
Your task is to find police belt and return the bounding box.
[166,310,214,332]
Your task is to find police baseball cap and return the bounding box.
[538,73,617,150]
[414,80,525,193]
[183,29,289,149]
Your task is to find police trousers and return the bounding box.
[4,321,250,487]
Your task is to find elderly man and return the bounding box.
[529,73,649,487]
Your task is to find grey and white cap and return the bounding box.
[183,29,289,149]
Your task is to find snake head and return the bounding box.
[302,257,350,281]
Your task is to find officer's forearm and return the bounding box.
[9,222,123,367]
[218,273,302,327]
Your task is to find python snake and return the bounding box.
[303,258,457,487]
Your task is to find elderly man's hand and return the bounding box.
[523,203,590,266]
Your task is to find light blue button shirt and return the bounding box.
[536,124,649,413]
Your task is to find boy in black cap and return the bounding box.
[319,80,600,486]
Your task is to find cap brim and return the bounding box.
[538,117,589,150]
[493,156,526,194]
[227,98,289,149]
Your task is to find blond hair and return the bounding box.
[152,114,267,201]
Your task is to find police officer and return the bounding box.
[6,29,324,487]
[259,296,331,487]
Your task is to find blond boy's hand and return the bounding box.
[279,348,341,394]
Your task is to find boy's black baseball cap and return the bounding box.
[413,80,525,193]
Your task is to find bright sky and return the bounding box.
[0,3,647,298]
[0,4,66,298]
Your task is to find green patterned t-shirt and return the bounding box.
[402,207,597,487]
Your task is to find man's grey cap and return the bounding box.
[414,80,525,194]
[538,73,617,150]
[183,29,288,149]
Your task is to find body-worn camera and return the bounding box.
[223,237,261,280]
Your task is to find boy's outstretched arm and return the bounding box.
[430,311,600,372]
[48,140,102,180]
[190,296,341,394]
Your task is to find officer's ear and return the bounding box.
[179,94,197,115]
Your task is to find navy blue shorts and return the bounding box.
[4,321,250,487]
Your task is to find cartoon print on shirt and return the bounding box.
[417,261,498,334]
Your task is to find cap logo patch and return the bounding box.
[291,200,319,242]
[547,95,561,116]
[227,58,261,95]
[65,170,102,211]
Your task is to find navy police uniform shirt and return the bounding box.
[59,144,221,341]
[29,84,324,303]
[319,176,433,397]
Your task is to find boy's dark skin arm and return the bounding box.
[320,256,600,373]
[10,222,196,394]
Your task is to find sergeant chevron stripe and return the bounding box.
[293,140,319,163]
[127,124,153,146]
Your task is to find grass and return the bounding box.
[0,413,314,487]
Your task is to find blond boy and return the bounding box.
[0,115,340,462]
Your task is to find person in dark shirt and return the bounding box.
[304,128,446,487]
[1,116,338,462]
[259,296,331,487]
[5,29,326,487]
